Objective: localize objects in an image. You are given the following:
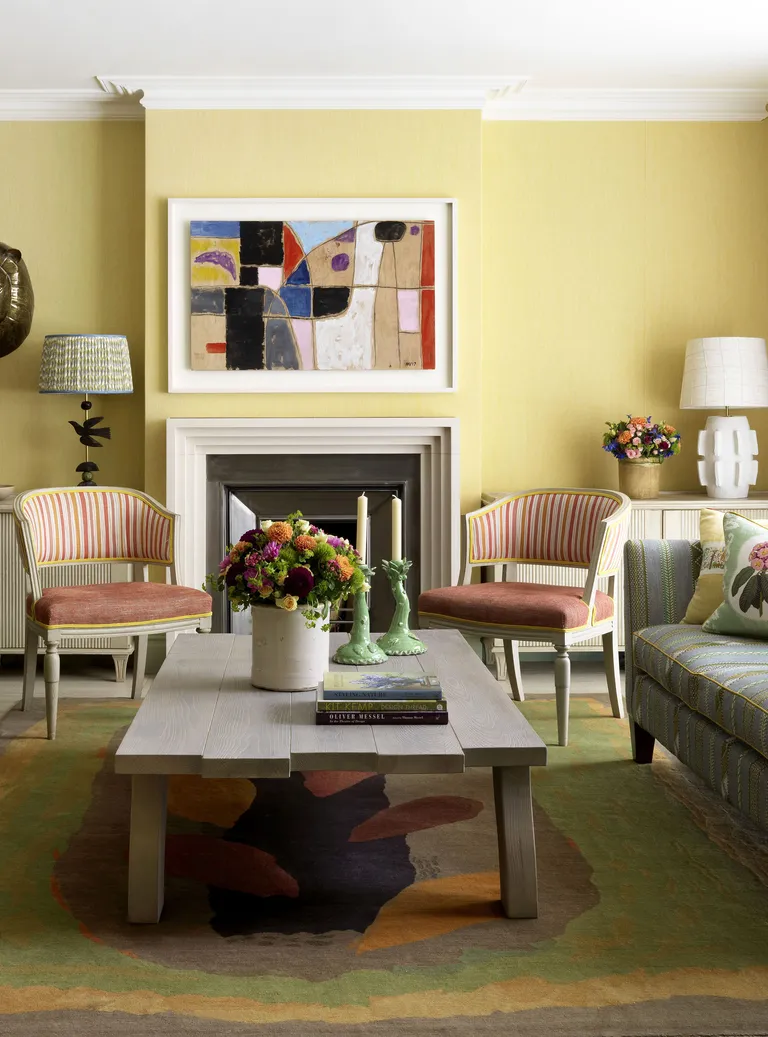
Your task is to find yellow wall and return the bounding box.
[144,110,482,507]
[0,121,145,491]
[483,122,768,494]
[3,116,767,507]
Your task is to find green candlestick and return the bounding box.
[332,564,387,665]
[376,558,427,656]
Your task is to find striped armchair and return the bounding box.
[418,488,631,745]
[14,487,212,740]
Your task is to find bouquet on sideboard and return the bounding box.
[603,415,681,500]
[206,512,368,691]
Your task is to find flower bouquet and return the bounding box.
[603,416,681,499]
[208,512,368,690]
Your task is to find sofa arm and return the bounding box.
[623,539,702,702]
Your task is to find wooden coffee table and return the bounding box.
[115,629,547,923]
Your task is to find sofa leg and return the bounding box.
[631,721,655,763]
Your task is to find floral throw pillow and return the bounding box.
[703,512,768,639]
[682,509,768,624]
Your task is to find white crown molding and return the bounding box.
[484,86,768,121]
[97,75,522,110]
[2,79,766,122]
[0,89,143,121]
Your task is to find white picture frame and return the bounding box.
[168,197,457,393]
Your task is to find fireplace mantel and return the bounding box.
[166,417,460,597]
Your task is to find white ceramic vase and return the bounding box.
[697,415,758,499]
[250,604,330,691]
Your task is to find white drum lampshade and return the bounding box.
[680,337,768,499]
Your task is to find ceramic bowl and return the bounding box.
[0,486,15,501]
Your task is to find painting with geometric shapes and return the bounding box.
[190,219,435,372]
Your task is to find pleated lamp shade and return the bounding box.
[39,334,133,394]
[680,337,768,410]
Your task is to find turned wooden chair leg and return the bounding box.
[43,638,60,740]
[22,624,38,711]
[131,635,148,700]
[554,647,571,747]
[503,639,525,701]
[602,628,625,719]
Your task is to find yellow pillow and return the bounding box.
[682,509,768,624]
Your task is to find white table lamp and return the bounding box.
[680,337,768,499]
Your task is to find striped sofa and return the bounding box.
[625,539,768,831]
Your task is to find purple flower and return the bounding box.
[219,558,231,572]
[309,525,320,534]
[284,566,315,599]
[262,540,281,561]
[225,561,246,587]
[326,535,345,548]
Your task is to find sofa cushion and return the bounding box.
[633,623,768,762]
[28,583,212,630]
[418,582,614,633]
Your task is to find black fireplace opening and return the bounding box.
[206,454,421,635]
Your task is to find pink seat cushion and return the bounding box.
[418,582,614,633]
[28,583,212,630]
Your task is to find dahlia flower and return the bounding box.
[284,565,315,598]
[336,556,355,581]
[267,521,293,544]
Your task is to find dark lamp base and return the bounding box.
[70,395,111,488]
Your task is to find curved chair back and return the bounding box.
[463,489,631,616]
[14,487,177,599]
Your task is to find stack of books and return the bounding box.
[316,671,448,725]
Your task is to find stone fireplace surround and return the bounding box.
[166,417,460,601]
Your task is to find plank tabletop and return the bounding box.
[115,629,547,776]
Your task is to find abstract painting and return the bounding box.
[168,199,455,393]
[189,220,435,373]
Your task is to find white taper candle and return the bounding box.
[391,495,402,562]
[356,493,368,566]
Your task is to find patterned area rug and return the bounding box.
[1,696,768,1036]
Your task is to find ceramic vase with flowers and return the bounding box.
[208,513,367,691]
[603,415,682,499]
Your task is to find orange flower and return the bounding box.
[663,424,676,435]
[267,521,293,544]
[336,556,355,581]
[617,430,632,444]
[294,534,317,553]
[630,416,647,426]
[229,540,251,561]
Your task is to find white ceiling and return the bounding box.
[2,0,767,91]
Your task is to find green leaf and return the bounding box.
[739,574,759,613]
[732,566,754,596]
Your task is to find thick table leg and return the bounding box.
[493,765,538,918]
[128,774,167,923]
